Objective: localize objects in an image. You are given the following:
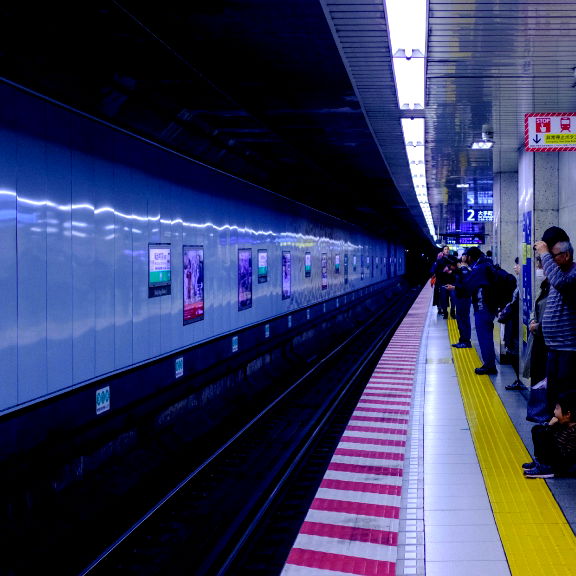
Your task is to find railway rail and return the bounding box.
[79,287,418,576]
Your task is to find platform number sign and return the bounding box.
[465,208,493,222]
[175,356,184,378]
[96,386,110,415]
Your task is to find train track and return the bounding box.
[77,288,417,576]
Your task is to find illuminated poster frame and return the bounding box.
[282,250,291,300]
[321,252,328,290]
[183,245,204,325]
[305,251,312,278]
[148,243,172,298]
[238,248,253,311]
[257,249,268,283]
[334,253,340,274]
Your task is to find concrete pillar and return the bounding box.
[534,153,560,241]
[494,171,519,272]
[493,171,519,365]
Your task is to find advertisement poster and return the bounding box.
[148,243,171,298]
[305,251,311,278]
[344,253,349,284]
[282,250,291,299]
[334,254,340,274]
[257,249,268,283]
[321,252,328,290]
[183,245,204,324]
[238,248,253,310]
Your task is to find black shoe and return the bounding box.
[450,309,456,319]
[475,366,498,375]
[505,380,524,391]
[442,312,448,319]
[452,342,472,348]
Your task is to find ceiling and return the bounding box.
[1,1,576,252]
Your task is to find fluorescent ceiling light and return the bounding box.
[406,145,425,164]
[385,0,434,238]
[393,55,425,109]
[401,117,424,146]
[386,0,427,110]
[386,1,427,55]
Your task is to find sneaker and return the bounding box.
[452,342,472,348]
[505,380,524,391]
[524,463,554,478]
[475,366,498,375]
[522,461,538,470]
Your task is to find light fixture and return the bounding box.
[470,139,494,150]
[385,0,435,238]
[386,1,427,110]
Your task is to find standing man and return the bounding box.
[463,246,499,375]
[445,251,472,348]
[534,226,576,416]
[434,246,455,319]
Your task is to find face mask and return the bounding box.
[536,268,545,280]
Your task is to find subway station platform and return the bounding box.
[280,285,576,576]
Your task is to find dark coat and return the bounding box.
[464,255,497,314]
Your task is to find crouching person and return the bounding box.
[523,390,576,478]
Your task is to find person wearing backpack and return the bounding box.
[463,246,499,375]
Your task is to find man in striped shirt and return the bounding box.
[534,226,576,418]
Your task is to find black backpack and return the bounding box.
[489,265,517,312]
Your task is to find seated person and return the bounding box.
[523,390,576,478]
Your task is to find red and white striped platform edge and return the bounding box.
[281,287,431,576]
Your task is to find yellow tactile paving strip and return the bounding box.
[447,318,576,574]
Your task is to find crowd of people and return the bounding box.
[432,225,576,479]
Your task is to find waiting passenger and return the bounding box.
[463,246,498,375]
[498,257,522,390]
[433,246,455,319]
[534,226,576,418]
[523,256,550,386]
[523,390,576,478]
[444,251,472,348]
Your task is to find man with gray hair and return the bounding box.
[534,226,576,418]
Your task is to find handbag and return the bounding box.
[522,333,534,378]
[526,378,549,424]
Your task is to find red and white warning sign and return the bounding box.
[525,113,576,151]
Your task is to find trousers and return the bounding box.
[474,307,496,369]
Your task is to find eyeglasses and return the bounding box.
[551,251,566,259]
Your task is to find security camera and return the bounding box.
[482,124,494,141]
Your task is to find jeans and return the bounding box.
[474,307,496,369]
